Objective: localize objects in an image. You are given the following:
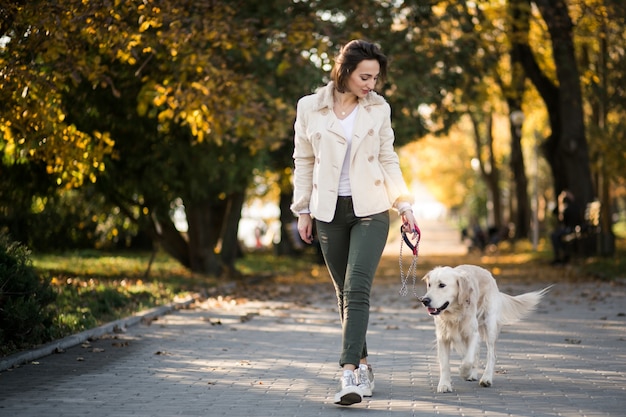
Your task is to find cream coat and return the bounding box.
[291,82,414,222]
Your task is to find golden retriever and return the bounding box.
[419,265,551,393]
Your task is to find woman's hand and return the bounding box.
[297,214,314,244]
[401,210,420,241]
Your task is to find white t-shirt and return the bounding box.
[338,107,358,196]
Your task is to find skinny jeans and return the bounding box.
[315,196,390,367]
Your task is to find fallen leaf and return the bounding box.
[240,312,259,322]
[141,316,157,325]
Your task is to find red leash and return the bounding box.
[399,224,421,297]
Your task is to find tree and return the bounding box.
[389,1,512,231]
[2,0,621,269]
[0,1,115,188]
[469,112,504,229]
[519,0,595,207]
[1,0,296,275]
[575,0,625,254]
[506,0,532,239]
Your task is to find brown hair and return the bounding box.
[330,40,388,93]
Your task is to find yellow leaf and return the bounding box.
[139,21,151,33]
[158,108,174,122]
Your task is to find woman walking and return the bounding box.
[291,39,420,406]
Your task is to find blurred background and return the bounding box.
[1,0,625,276]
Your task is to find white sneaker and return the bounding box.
[357,364,375,397]
[334,370,363,406]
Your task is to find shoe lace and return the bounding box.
[341,371,356,388]
[357,366,371,387]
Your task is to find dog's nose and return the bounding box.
[420,297,431,307]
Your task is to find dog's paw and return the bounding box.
[459,364,477,381]
[479,378,492,388]
[437,382,453,393]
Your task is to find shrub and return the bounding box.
[0,232,56,356]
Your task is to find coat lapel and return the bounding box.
[350,106,371,158]
[312,81,386,151]
[327,118,347,142]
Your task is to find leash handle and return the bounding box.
[399,224,420,297]
[400,225,420,256]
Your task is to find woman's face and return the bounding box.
[345,59,380,98]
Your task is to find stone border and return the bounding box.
[0,295,196,372]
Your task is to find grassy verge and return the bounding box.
[26,249,325,351]
[30,251,198,344]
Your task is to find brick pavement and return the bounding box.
[1,271,625,417]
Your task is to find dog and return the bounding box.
[419,265,551,393]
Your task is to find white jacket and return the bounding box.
[291,82,414,222]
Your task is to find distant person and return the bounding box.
[291,40,420,406]
[550,190,582,265]
[461,220,488,252]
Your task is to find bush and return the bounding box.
[0,232,57,356]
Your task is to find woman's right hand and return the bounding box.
[297,214,314,244]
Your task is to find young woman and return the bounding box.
[291,39,420,406]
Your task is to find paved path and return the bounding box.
[1,267,625,416]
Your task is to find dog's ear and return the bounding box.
[456,272,475,307]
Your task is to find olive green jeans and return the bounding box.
[316,197,390,367]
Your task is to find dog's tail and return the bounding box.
[498,285,553,325]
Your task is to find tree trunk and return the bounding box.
[508,112,530,239]
[532,0,595,207]
[275,190,301,256]
[148,194,246,277]
[506,0,531,239]
[220,192,245,274]
[470,113,502,229]
[150,210,190,269]
[485,115,502,229]
[589,29,615,256]
[185,199,224,276]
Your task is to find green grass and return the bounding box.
[30,251,206,346]
[27,249,323,350]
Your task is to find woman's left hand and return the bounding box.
[401,210,420,240]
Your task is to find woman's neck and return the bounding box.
[333,90,357,106]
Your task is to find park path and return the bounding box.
[1,184,625,416]
[0,275,624,416]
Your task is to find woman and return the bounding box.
[291,40,420,406]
